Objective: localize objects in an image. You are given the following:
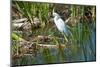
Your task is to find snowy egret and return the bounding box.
[53,12,72,37]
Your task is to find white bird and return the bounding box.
[53,12,72,37]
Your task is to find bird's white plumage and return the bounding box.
[54,16,66,32]
[53,12,73,43]
[53,12,70,35]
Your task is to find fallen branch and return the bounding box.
[12,18,28,23]
[37,44,66,49]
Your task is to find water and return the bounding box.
[12,22,96,66]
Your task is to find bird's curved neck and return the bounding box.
[54,16,60,20]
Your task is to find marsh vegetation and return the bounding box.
[11,1,96,66]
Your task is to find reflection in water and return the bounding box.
[12,22,96,66]
[11,1,96,66]
[34,24,96,63]
[12,23,96,66]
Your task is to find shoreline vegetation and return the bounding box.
[11,1,96,66]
